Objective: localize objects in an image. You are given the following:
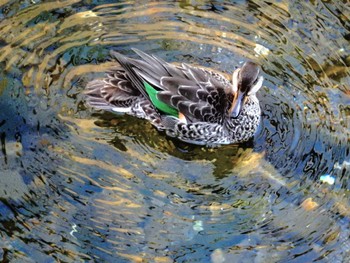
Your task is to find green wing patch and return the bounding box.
[144,82,178,117]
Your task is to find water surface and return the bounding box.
[0,0,349,262]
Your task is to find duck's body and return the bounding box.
[85,49,263,146]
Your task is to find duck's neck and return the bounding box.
[224,95,261,134]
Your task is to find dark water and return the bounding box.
[0,0,349,262]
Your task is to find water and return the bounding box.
[0,0,349,262]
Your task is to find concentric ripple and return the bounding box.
[0,0,349,262]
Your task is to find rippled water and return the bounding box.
[0,0,349,262]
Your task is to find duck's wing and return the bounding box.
[111,49,233,123]
[85,68,141,110]
[157,64,233,124]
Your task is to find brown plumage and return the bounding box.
[85,49,264,145]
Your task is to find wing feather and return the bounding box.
[110,49,233,123]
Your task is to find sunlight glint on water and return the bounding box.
[0,0,349,262]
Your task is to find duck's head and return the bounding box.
[230,61,263,118]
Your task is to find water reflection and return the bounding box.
[0,0,349,262]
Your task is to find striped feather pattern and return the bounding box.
[84,49,263,145]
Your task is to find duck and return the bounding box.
[84,49,263,146]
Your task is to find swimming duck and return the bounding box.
[85,49,263,146]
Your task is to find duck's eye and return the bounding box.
[251,76,259,86]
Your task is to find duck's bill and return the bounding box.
[231,91,245,118]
